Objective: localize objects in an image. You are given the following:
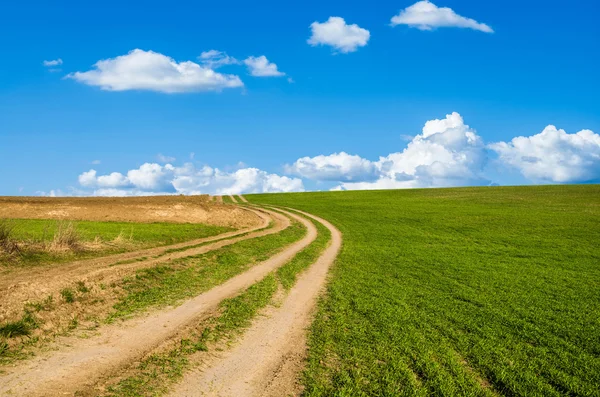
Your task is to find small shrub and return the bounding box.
[61,288,76,303]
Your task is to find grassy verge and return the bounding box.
[222,195,234,204]
[0,218,232,268]
[247,185,600,396]
[102,210,333,396]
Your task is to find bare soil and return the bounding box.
[0,195,257,229]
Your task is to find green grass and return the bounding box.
[7,218,231,245]
[103,212,334,397]
[222,195,234,204]
[0,219,232,268]
[247,185,600,396]
[108,219,306,321]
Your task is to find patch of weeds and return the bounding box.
[76,281,90,293]
[25,295,54,313]
[0,320,30,338]
[68,317,79,330]
[61,288,76,303]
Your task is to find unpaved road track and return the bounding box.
[0,208,280,322]
[0,209,317,397]
[216,196,224,204]
[0,206,267,290]
[238,195,249,203]
[229,195,238,203]
[168,209,341,397]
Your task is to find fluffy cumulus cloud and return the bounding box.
[243,56,285,77]
[288,113,490,190]
[308,17,370,53]
[76,163,303,196]
[67,49,244,93]
[490,126,600,183]
[391,1,493,33]
[286,152,380,182]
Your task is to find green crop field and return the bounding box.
[247,185,600,396]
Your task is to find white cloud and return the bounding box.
[198,50,241,68]
[43,58,63,67]
[91,160,101,165]
[244,56,285,77]
[391,1,493,33]
[79,170,130,188]
[157,153,176,163]
[308,17,370,53]
[76,162,303,196]
[286,152,379,182]
[286,113,490,191]
[490,126,600,183]
[67,49,244,93]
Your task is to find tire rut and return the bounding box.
[0,209,317,397]
[167,208,341,397]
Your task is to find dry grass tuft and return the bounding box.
[49,221,81,252]
[0,219,20,256]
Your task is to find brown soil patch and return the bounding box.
[0,195,257,229]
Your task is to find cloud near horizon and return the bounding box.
[50,113,599,197]
[391,1,493,33]
[75,163,304,196]
[489,126,600,184]
[67,49,244,93]
[289,112,490,190]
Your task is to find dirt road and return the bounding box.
[229,195,238,203]
[0,209,317,397]
[0,207,281,323]
[168,209,342,397]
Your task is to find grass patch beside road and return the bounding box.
[248,185,600,396]
[0,219,232,268]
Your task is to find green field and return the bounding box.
[247,185,600,396]
[0,219,232,267]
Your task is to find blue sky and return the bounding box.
[1,0,599,195]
